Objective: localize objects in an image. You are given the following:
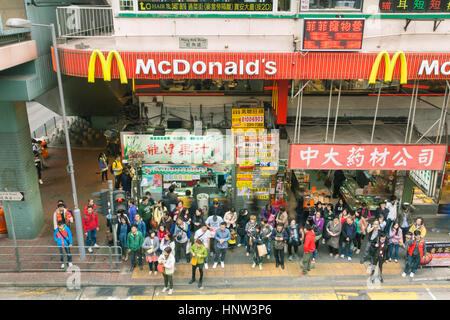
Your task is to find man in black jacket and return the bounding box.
[369,231,389,283]
[340,216,357,261]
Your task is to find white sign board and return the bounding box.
[0,192,24,201]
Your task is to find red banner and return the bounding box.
[288,144,447,170]
[54,47,450,81]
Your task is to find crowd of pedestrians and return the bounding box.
[53,180,429,293]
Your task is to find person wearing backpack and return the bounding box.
[271,223,289,269]
[54,221,73,269]
[111,156,123,189]
[82,206,99,253]
[98,152,108,183]
[171,217,191,263]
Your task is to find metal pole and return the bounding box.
[404,80,416,144]
[370,86,382,143]
[325,80,333,142]
[408,80,420,144]
[297,84,304,143]
[437,81,450,144]
[3,189,21,272]
[435,83,448,143]
[108,179,119,265]
[332,80,342,143]
[294,81,301,143]
[48,23,85,259]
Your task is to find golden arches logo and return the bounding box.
[368,51,408,85]
[88,50,128,84]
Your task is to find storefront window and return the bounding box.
[136,0,274,12]
[278,0,291,11]
[304,0,362,11]
[292,79,447,95]
[159,79,265,94]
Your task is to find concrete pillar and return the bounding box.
[0,101,44,239]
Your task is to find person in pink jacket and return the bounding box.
[388,222,403,263]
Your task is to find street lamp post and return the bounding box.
[6,18,86,259]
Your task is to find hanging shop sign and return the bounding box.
[142,165,208,175]
[231,108,264,130]
[138,0,273,12]
[409,170,433,195]
[288,144,447,170]
[302,19,364,51]
[379,0,450,12]
[53,48,450,81]
[122,134,225,164]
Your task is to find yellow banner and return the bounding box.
[232,108,264,130]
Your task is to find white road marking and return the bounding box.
[424,284,437,300]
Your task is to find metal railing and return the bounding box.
[56,6,114,38]
[31,116,80,144]
[0,245,122,273]
[0,32,31,48]
[31,115,62,140]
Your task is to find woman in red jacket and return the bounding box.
[83,206,99,253]
[301,223,316,275]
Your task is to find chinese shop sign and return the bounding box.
[138,0,273,11]
[235,131,279,170]
[288,144,447,170]
[231,108,264,130]
[122,134,224,164]
[422,242,450,267]
[302,19,364,51]
[379,0,450,12]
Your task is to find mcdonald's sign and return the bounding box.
[88,50,128,84]
[368,51,407,84]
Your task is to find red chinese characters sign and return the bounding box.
[302,19,364,51]
[289,144,446,170]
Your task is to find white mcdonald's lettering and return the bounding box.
[418,60,450,76]
[135,58,277,76]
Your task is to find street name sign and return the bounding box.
[0,192,25,201]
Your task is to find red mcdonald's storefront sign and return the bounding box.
[288,144,447,171]
[53,48,450,81]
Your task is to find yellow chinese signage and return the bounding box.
[232,108,264,130]
[236,173,253,188]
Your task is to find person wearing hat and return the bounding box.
[369,231,389,283]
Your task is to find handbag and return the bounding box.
[190,256,198,266]
[151,218,158,229]
[157,263,165,273]
[257,243,268,257]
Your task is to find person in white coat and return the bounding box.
[158,247,175,295]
